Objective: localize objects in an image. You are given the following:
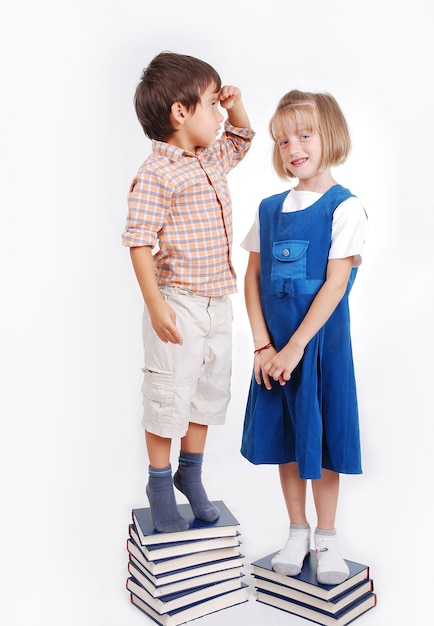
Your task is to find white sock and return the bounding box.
[271,524,311,576]
[315,528,349,585]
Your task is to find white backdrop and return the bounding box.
[1,1,432,624]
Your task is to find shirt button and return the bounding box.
[282,248,290,257]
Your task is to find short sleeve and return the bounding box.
[240,211,260,252]
[329,197,368,266]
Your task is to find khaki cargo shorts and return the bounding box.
[140,287,233,438]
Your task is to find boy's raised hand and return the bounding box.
[219,85,242,110]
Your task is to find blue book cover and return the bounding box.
[128,556,244,598]
[127,537,245,585]
[129,582,249,625]
[256,587,376,626]
[255,576,374,614]
[252,550,370,600]
[132,500,239,546]
[126,534,242,576]
[128,522,240,559]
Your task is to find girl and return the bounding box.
[241,90,367,584]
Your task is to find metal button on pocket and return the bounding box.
[282,248,290,257]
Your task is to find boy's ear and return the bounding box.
[170,101,187,128]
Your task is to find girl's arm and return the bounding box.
[244,252,276,390]
[130,246,183,345]
[263,256,354,385]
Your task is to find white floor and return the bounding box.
[3,1,434,624]
[2,403,423,626]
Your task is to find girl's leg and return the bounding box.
[279,462,308,523]
[311,467,339,529]
[174,423,220,522]
[271,462,311,576]
[145,431,188,532]
[312,469,349,584]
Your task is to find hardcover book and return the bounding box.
[126,535,241,575]
[126,574,244,614]
[254,576,374,615]
[128,522,240,560]
[126,539,245,585]
[129,583,249,625]
[256,588,376,626]
[132,500,239,546]
[252,550,370,601]
[128,556,244,598]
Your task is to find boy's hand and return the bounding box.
[219,85,242,110]
[148,299,183,345]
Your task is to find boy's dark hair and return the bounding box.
[134,51,222,141]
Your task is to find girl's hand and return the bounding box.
[263,343,305,386]
[219,85,242,110]
[254,345,277,390]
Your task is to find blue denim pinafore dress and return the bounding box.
[241,185,362,479]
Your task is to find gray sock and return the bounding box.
[174,452,220,522]
[146,464,188,532]
[315,527,349,585]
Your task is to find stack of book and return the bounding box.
[251,550,376,625]
[126,500,248,625]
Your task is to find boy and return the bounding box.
[122,52,254,532]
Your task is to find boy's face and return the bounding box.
[183,82,224,151]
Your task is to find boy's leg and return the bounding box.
[272,463,311,575]
[173,294,231,523]
[312,469,349,584]
[145,431,188,532]
[174,423,220,522]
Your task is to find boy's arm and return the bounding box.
[130,246,183,345]
[219,85,251,129]
[244,252,276,390]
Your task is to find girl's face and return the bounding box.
[276,116,324,185]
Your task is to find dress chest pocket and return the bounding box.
[271,240,309,280]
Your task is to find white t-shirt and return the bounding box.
[241,189,367,267]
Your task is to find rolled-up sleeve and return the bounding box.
[122,168,171,248]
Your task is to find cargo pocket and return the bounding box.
[271,240,309,280]
[141,368,174,429]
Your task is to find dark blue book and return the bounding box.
[128,523,240,560]
[126,537,245,584]
[129,582,248,625]
[126,573,244,614]
[126,534,242,575]
[256,587,376,626]
[255,576,374,614]
[128,556,244,598]
[252,550,370,600]
[132,500,239,546]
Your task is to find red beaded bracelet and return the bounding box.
[254,342,273,355]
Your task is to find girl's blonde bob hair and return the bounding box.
[269,90,351,181]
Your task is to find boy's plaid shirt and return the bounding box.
[122,121,254,297]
